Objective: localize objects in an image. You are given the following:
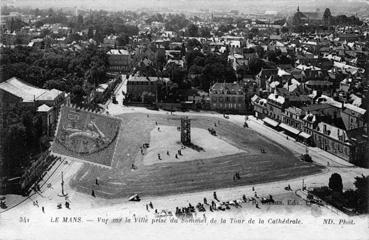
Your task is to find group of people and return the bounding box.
[157,146,185,161]
[233,172,241,181]
[149,188,280,220]
[143,187,282,221]
[32,200,46,213]
[140,143,150,156]
[145,202,154,211]
[57,195,71,210]
[0,200,7,209]
[175,203,196,218]
[172,191,252,218]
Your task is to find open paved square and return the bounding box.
[67,112,323,198]
[143,125,245,165]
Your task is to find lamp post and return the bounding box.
[58,171,68,197]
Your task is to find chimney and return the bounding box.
[274,88,278,99]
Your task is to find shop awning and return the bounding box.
[298,131,312,139]
[279,123,300,135]
[263,117,279,127]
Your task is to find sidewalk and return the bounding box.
[240,115,354,167]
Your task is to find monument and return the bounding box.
[180,116,191,145]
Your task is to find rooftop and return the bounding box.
[0,77,62,102]
[211,82,244,93]
[107,49,130,55]
[37,104,52,112]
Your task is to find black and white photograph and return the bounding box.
[0,0,368,239]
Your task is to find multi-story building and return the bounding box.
[0,77,65,136]
[209,82,246,114]
[0,77,65,193]
[311,120,367,163]
[107,49,132,73]
[340,103,366,131]
[280,106,303,136]
[266,92,286,122]
[126,76,169,103]
[101,34,117,48]
[251,95,268,119]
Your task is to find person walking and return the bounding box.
[42,206,45,213]
[92,190,96,197]
[213,192,219,202]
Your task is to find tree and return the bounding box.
[281,26,289,33]
[248,58,264,75]
[218,24,234,34]
[3,125,29,173]
[189,64,203,75]
[329,173,343,193]
[71,85,85,104]
[255,46,265,58]
[8,18,27,32]
[116,33,129,47]
[186,39,202,50]
[164,14,189,32]
[25,66,45,87]
[250,27,259,35]
[185,49,204,69]
[353,175,369,213]
[187,24,199,37]
[199,27,211,38]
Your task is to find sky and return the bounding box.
[5,0,369,15]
